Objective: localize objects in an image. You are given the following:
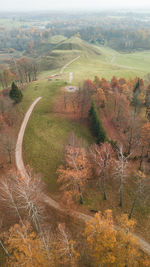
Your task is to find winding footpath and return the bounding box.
[60,56,80,75]
[15,97,150,256]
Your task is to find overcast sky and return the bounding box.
[1,0,150,12]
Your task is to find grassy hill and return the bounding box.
[61,45,150,84]
[38,36,101,71]
[54,36,101,55]
[35,35,67,55]
[38,35,150,81]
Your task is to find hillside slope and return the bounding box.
[38,36,101,71]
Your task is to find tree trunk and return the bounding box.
[139,146,144,170]
[103,177,107,200]
[128,127,133,154]
[119,181,123,207]
[0,240,10,257]
[8,150,12,164]
[129,195,137,219]
[78,183,83,204]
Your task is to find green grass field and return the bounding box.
[64,45,150,84]
[39,37,150,84]
[22,80,93,193]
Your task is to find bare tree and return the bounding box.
[129,171,149,219]
[126,114,141,155]
[114,145,130,207]
[0,218,10,257]
[0,131,16,164]
[0,172,51,261]
[0,97,12,116]
[55,223,79,267]
[0,176,24,225]
[15,172,51,260]
[90,142,114,200]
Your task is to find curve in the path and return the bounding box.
[60,56,80,75]
[15,97,42,178]
[15,97,150,256]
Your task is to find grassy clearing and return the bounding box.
[60,45,150,84]
[38,39,150,84]
[22,80,93,193]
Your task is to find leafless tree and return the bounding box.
[114,145,130,207]
[129,171,150,219]
[0,218,10,257]
[15,172,51,260]
[0,172,51,261]
[0,131,16,164]
[0,176,24,225]
[55,223,78,266]
[90,142,114,200]
[0,97,12,116]
[125,113,141,155]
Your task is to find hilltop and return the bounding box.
[38,36,101,71]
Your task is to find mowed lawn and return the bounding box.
[22,80,93,193]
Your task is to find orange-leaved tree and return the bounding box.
[2,221,53,267]
[84,210,150,267]
[94,87,106,108]
[57,144,91,204]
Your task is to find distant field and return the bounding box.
[22,80,93,193]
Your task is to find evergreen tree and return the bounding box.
[9,82,23,103]
[89,100,107,144]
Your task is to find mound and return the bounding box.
[38,36,101,71]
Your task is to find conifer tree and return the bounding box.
[89,100,107,144]
[9,82,23,103]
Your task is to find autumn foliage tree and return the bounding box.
[2,222,53,267]
[94,87,106,108]
[84,210,149,267]
[57,137,91,204]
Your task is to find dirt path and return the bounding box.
[15,97,150,256]
[60,56,80,74]
[15,97,42,178]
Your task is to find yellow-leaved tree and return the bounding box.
[2,222,54,267]
[84,210,150,267]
